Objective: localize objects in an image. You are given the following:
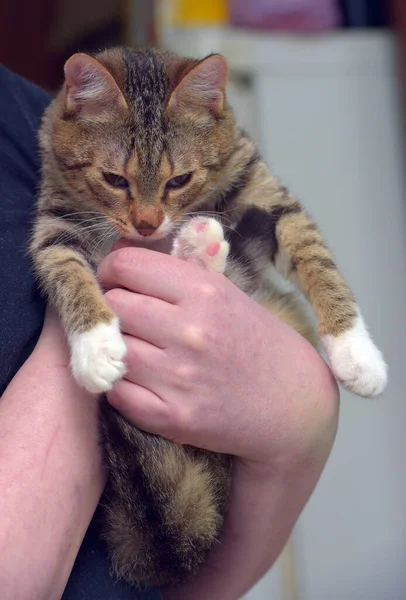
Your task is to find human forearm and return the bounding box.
[0,321,106,600]
[163,366,339,600]
[162,461,307,600]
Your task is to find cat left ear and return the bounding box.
[168,54,228,117]
[64,53,128,120]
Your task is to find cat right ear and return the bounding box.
[64,53,128,120]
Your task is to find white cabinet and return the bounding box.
[161,28,406,600]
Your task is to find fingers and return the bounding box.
[120,331,193,396]
[105,288,182,348]
[111,239,134,252]
[121,333,168,389]
[108,379,173,437]
[107,335,190,441]
[98,246,198,304]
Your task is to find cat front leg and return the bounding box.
[69,317,126,393]
[171,217,229,274]
[31,231,126,393]
[227,196,387,397]
[271,201,388,397]
[320,310,387,398]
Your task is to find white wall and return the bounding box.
[261,35,406,600]
[161,29,406,600]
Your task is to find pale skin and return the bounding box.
[0,310,106,600]
[0,246,339,600]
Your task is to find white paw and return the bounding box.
[322,314,388,398]
[171,217,229,274]
[69,318,127,394]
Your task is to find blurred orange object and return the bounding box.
[160,0,228,26]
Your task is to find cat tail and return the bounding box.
[99,397,232,588]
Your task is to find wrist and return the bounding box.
[30,312,70,368]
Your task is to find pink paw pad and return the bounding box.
[206,242,220,256]
[196,221,208,233]
[171,216,229,274]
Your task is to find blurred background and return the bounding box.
[1,1,405,599]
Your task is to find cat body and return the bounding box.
[30,47,387,587]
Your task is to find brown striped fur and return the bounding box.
[30,46,380,587]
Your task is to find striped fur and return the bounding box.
[30,47,387,587]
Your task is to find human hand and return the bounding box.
[99,245,338,469]
[98,245,339,599]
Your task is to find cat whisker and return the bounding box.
[52,211,107,221]
[48,223,113,248]
[56,217,110,227]
[90,228,117,255]
[181,212,241,238]
[185,210,235,226]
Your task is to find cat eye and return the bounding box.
[165,172,193,190]
[103,172,129,189]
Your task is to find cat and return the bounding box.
[30,46,387,587]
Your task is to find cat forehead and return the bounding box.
[89,49,211,174]
[125,149,171,195]
[123,50,169,128]
[126,119,191,179]
[122,56,169,171]
[123,49,169,102]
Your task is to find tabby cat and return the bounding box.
[30,47,387,587]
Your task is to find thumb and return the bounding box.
[111,238,136,253]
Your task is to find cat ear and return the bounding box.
[168,54,228,117]
[64,53,128,119]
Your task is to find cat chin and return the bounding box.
[116,233,175,254]
[123,217,175,243]
[125,232,171,245]
[125,232,164,242]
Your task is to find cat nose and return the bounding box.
[136,227,156,237]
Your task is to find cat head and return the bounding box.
[48,47,236,241]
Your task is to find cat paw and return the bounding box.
[322,315,388,398]
[69,318,127,393]
[171,217,229,274]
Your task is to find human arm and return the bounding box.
[0,311,106,600]
[98,246,339,599]
[162,363,337,600]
